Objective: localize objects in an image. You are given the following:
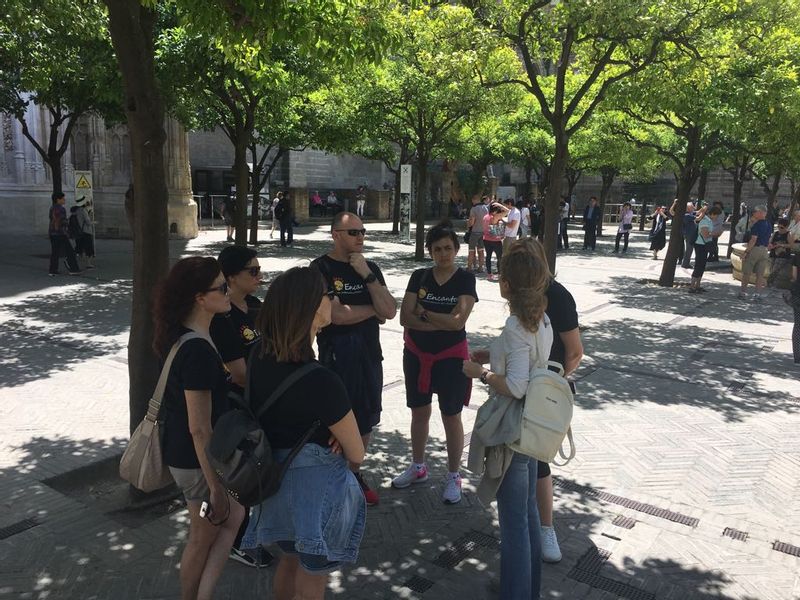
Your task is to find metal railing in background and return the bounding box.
[193,194,271,229]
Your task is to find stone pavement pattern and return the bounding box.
[0,223,799,600]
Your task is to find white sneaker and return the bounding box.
[540,526,562,563]
[442,473,462,504]
[391,463,429,489]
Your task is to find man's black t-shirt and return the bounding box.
[405,267,478,353]
[162,329,230,469]
[210,295,262,363]
[250,353,351,449]
[545,279,579,367]
[311,254,386,355]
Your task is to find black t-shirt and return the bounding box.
[210,295,262,364]
[311,254,386,355]
[405,267,478,353]
[250,353,351,449]
[545,279,579,367]
[162,329,230,469]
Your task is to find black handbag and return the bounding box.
[622,223,633,231]
[206,356,322,507]
[463,227,472,244]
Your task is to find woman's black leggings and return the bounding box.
[692,243,709,279]
[484,240,503,274]
[793,282,800,364]
[614,231,630,251]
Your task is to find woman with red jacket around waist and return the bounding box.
[393,221,478,505]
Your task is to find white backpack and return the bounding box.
[508,361,575,465]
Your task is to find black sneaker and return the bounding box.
[229,547,274,568]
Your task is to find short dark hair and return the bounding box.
[52,192,65,203]
[778,217,790,227]
[425,220,459,252]
[218,245,257,277]
[489,204,504,214]
[257,267,326,363]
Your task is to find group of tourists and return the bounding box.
[154,211,581,599]
[47,191,95,276]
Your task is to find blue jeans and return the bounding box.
[496,452,541,599]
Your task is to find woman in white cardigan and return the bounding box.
[463,238,553,599]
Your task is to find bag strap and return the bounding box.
[252,360,323,420]
[552,428,576,467]
[145,331,206,423]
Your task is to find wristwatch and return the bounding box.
[419,310,429,322]
[480,370,490,384]
[363,272,377,284]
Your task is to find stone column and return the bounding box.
[165,118,198,238]
[290,187,309,221]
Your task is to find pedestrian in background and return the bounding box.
[739,205,771,301]
[48,192,81,276]
[275,193,294,247]
[613,202,634,253]
[483,203,508,281]
[154,257,244,600]
[269,191,283,239]
[689,205,713,293]
[648,206,668,260]
[582,196,600,251]
[73,196,95,269]
[466,195,488,273]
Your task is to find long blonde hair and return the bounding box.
[499,238,551,333]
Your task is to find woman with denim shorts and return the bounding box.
[463,239,554,599]
[242,266,366,600]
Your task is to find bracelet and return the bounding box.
[419,310,429,322]
[480,370,490,384]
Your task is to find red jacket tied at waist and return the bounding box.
[403,331,472,406]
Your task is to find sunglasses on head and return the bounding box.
[207,282,229,295]
[335,228,367,237]
[244,266,261,277]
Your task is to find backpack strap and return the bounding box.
[552,428,576,467]
[146,331,205,423]
[251,359,323,420]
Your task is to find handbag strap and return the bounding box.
[552,427,576,466]
[145,331,206,423]
[250,358,323,421]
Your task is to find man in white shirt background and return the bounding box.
[502,198,520,252]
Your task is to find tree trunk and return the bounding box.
[697,168,709,201]
[105,0,169,433]
[524,161,533,200]
[727,160,747,258]
[414,151,429,261]
[543,134,568,272]
[46,155,63,198]
[597,168,615,237]
[248,164,261,244]
[233,138,250,245]
[658,171,693,287]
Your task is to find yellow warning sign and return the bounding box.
[76,174,92,189]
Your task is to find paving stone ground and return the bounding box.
[0,221,798,600]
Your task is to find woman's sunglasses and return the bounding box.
[244,266,261,277]
[207,282,229,295]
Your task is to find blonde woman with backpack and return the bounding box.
[463,240,553,599]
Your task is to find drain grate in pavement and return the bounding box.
[432,530,500,569]
[569,546,655,600]
[612,516,637,529]
[772,541,800,557]
[554,478,699,527]
[727,381,746,392]
[402,575,435,593]
[722,527,748,542]
[0,517,39,540]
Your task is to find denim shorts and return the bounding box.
[276,540,342,574]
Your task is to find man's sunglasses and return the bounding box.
[207,282,229,295]
[334,228,367,237]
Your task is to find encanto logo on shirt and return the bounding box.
[333,277,344,292]
[240,326,257,342]
[423,292,458,305]
[418,287,428,299]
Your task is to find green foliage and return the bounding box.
[0,0,121,122]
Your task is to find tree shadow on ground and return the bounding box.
[0,279,132,388]
[0,431,777,599]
